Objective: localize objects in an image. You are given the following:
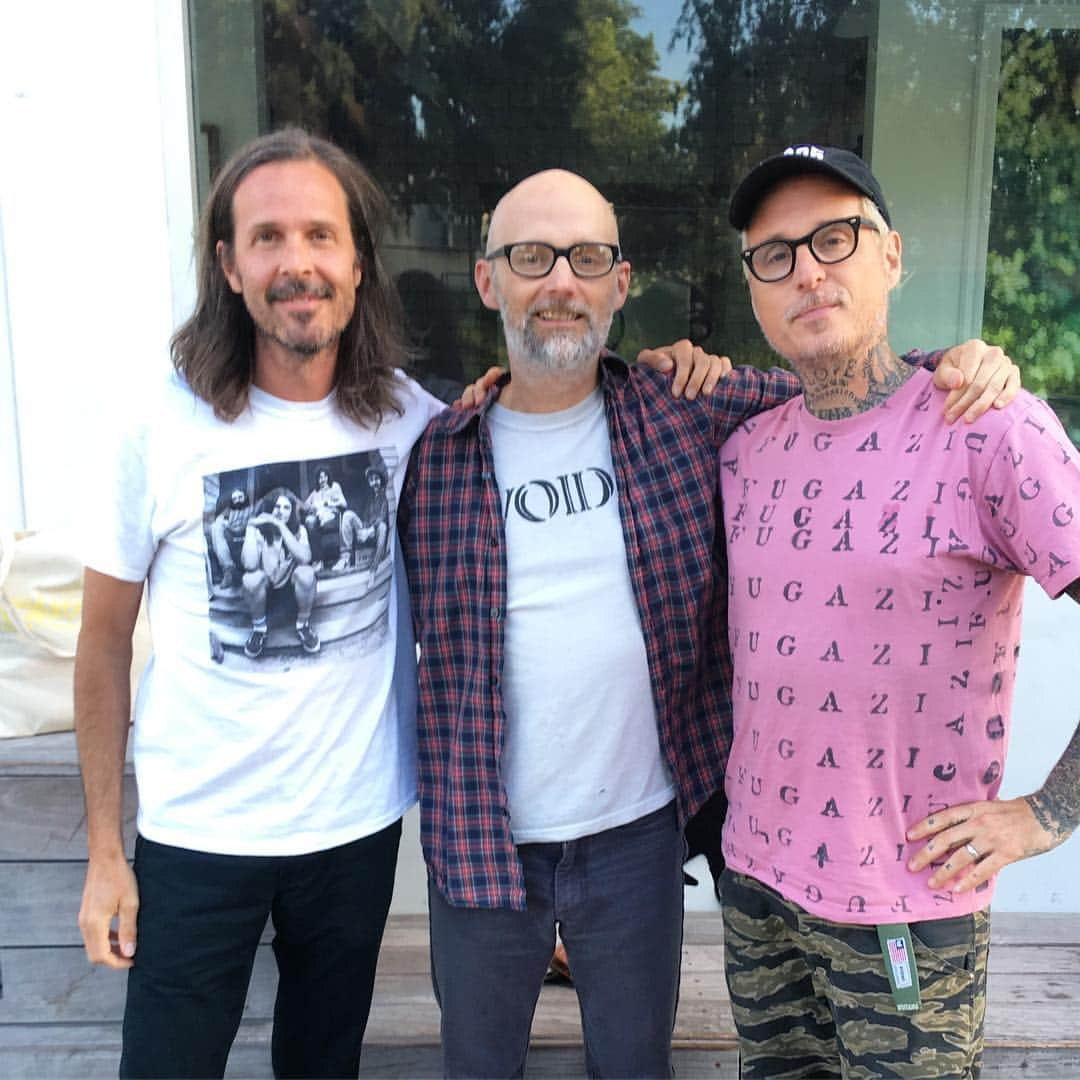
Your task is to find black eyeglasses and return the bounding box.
[741,216,881,283]
[483,242,622,279]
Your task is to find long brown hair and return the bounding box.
[172,128,406,425]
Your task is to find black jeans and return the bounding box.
[119,821,401,1079]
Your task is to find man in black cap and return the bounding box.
[728,143,894,232]
[716,143,1080,1078]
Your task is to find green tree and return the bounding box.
[573,1,680,173]
[260,0,678,211]
[983,28,1080,398]
[257,0,684,373]
[671,0,868,365]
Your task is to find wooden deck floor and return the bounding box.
[3,733,1080,1077]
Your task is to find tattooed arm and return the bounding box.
[1025,721,1080,847]
[906,577,1080,892]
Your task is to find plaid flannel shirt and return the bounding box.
[399,353,802,910]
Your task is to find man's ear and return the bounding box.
[474,258,501,312]
[612,258,632,311]
[884,230,902,290]
[218,240,242,294]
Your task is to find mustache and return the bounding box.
[785,288,846,321]
[266,278,334,303]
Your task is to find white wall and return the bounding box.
[0,0,194,532]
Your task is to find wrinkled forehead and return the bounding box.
[488,170,619,249]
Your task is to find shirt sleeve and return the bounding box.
[972,394,1080,599]
[80,412,157,583]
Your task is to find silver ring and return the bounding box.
[965,842,980,860]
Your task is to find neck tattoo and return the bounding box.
[801,344,915,420]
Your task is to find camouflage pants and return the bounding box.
[720,870,990,1079]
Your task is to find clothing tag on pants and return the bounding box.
[877,923,921,1011]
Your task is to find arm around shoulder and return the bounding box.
[75,568,144,968]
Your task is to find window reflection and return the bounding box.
[984,27,1079,405]
[188,0,1078,411]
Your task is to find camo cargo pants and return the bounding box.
[720,870,990,1079]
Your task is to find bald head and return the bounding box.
[487,169,619,251]
[474,169,631,409]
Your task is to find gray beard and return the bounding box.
[501,307,612,374]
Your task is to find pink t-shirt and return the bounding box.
[720,370,1080,923]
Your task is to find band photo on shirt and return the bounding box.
[202,449,397,666]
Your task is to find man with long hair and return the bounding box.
[241,486,318,657]
[74,129,444,1078]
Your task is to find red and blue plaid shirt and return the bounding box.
[399,353,801,909]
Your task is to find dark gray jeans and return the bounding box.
[428,801,684,1078]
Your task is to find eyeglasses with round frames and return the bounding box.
[741,216,881,283]
[483,242,622,279]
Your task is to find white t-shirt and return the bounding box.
[488,389,675,843]
[83,371,444,855]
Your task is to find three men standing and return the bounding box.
[76,126,1022,1079]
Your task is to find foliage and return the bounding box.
[262,0,678,212]
[982,29,1079,398]
[215,2,1078,385]
[668,0,867,363]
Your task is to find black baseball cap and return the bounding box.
[729,144,892,230]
